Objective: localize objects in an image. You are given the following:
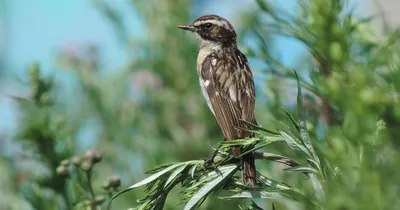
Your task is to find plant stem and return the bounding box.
[62,184,72,210]
[85,170,97,210]
[106,191,113,210]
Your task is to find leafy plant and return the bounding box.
[112,73,325,209]
[4,0,400,209]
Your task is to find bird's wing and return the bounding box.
[200,52,256,141]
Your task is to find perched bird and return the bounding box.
[178,14,257,187]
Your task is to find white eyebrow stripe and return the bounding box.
[194,19,227,28]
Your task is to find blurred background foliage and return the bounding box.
[0,0,399,209]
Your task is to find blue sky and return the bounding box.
[0,0,365,138]
[4,0,133,74]
[2,0,307,75]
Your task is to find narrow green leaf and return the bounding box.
[281,107,300,132]
[307,159,322,173]
[255,0,272,13]
[233,125,264,136]
[257,172,290,190]
[283,166,319,174]
[145,163,176,174]
[132,163,185,188]
[184,165,238,210]
[279,188,310,203]
[220,136,283,150]
[154,192,169,210]
[239,200,264,210]
[219,190,283,200]
[190,164,199,179]
[310,174,324,201]
[295,71,315,158]
[220,138,259,147]
[240,120,280,135]
[164,163,188,187]
[238,142,276,158]
[279,131,311,158]
[112,162,186,200]
[187,168,225,191]
[253,152,301,167]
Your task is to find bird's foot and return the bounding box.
[203,149,218,168]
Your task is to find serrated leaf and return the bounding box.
[283,166,319,174]
[219,190,283,200]
[112,162,186,200]
[164,163,188,187]
[279,131,311,158]
[184,164,238,210]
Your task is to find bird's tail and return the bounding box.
[241,153,257,187]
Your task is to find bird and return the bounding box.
[178,14,257,187]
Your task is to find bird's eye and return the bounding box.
[204,23,212,29]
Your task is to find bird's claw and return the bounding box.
[203,157,215,168]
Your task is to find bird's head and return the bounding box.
[178,14,237,48]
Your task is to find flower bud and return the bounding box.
[84,149,102,164]
[93,150,102,163]
[102,180,111,191]
[71,156,82,166]
[84,149,96,160]
[95,196,105,205]
[56,165,69,178]
[109,175,121,188]
[60,159,69,166]
[80,160,92,172]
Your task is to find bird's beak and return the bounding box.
[178,24,196,32]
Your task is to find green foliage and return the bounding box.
[113,73,324,209]
[4,0,400,209]
[112,0,400,209]
[13,64,73,209]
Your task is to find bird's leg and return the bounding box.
[203,138,226,167]
[203,149,223,176]
[203,149,219,167]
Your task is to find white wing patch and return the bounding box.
[229,85,237,102]
[199,78,215,116]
